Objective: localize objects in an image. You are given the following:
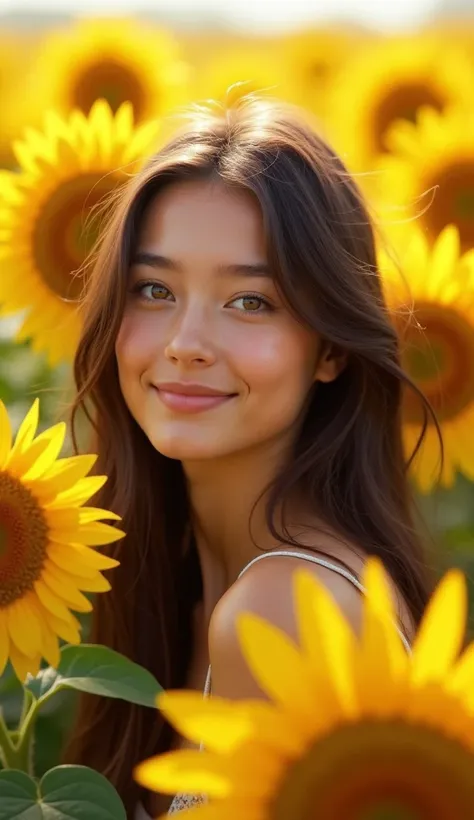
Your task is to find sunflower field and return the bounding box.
[1,8,474,797]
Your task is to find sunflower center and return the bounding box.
[422,161,474,254]
[272,720,474,820]
[400,301,474,424]
[32,173,119,301]
[0,471,49,607]
[73,59,147,120]
[373,83,445,153]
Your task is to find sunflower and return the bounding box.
[377,105,474,256]
[0,98,159,366]
[378,224,474,492]
[327,34,474,173]
[0,32,36,170]
[135,558,474,819]
[30,17,190,125]
[278,26,369,117]
[192,43,291,107]
[0,398,123,682]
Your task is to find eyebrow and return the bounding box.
[131,251,271,278]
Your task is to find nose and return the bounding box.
[164,304,217,368]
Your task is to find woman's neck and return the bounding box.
[182,436,293,616]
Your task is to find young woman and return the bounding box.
[65,95,436,817]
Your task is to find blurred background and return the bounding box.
[1,0,474,780]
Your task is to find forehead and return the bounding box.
[137,179,266,260]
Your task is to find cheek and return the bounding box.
[115,313,158,378]
[233,322,318,391]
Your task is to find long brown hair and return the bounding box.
[65,96,437,815]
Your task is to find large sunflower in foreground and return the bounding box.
[327,34,474,172]
[0,398,123,682]
[377,105,474,255]
[0,99,159,366]
[135,560,474,819]
[30,17,190,124]
[379,224,474,492]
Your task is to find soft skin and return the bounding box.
[117,178,338,464]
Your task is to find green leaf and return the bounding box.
[25,644,162,708]
[0,765,126,819]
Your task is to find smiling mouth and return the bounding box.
[153,387,237,414]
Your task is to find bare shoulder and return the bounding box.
[208,547,413,700]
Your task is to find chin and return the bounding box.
[150,433,225,462]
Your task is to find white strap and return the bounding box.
[203,548,411,699]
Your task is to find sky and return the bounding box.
[0,0,454,33]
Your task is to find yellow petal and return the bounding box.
[43,608,81,645]
[0,399,12,468]
[134,751,232,798]
[449,642,474,700]
[42,568,93,612]
[79,507,122,524]
[34,578,73,622]
[44,558,110,592]
[237,700,308,757]
[411,569,467,686]
[20,423,66,481]
[7,398,39,463]
[7,597,43,658]
[6,430,56,479]
[295,569,357,717]
[40,623,61,669]
[46,475,107,508]
[158,692,258,753]
[35,454,97,499]
[49,541,120,572]
[57,522,126,547]
[0,613,10,676]
[237,612,316,727]
[9,644,41,682]
[358,559,409,713]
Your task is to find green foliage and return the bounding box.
[26,645,162,707]
[0,766,127,819]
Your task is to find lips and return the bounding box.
[153,383,236,414]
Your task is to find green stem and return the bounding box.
[13,699,39,774]
[0,696,39,773]
[0,709,19,770]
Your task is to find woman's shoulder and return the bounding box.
[208,539,413,699]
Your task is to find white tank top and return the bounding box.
[136,549,411,819]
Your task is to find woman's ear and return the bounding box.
[314,342,347,384]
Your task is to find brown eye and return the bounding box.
[228,294,271,313]
[137,282,173,301]
[242,296,262,311]
[149,284,170,300]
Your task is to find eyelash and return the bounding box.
[130,280,274,314]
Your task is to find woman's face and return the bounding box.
[116,178,332,462]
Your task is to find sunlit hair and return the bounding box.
[65,94,437,817]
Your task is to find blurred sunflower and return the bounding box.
[328,34,474,172]
[379,105,474,255]
[0,99,158,366]
[193,43,290,107]
[135,559,474,819]
[379,224,474,492]
[279,26,369,117]
[31,16,190,124]
[0,398,123,682]
[0,32,36,170]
